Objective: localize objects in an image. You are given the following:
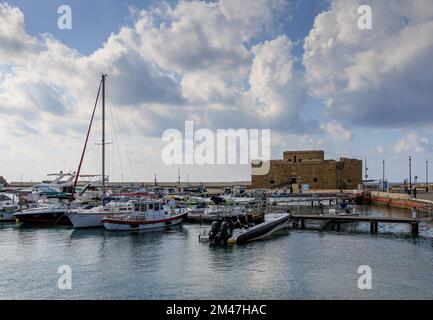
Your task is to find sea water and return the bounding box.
[0,206,432,299]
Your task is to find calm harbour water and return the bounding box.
[1,206,433,300]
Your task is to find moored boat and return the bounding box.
[68,201,133,228]
[13,203,71,226]
[200,213,291,245]
[68,74,127,228]
[102,200,188,231]
[227,213,291,244]
[0,211,15,222]
[0,193,19,222]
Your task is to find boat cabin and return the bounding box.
[133,201,168,216]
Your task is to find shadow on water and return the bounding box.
[0,221,20,229]
[68,224,187,240]
[11,222,72,230]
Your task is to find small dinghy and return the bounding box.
[200,213,291,245]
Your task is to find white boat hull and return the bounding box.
[69,203,133,228]
[103,213,187,231]
[68,212,106,228]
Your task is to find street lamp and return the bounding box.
[382,160,385,191]
[409,156,412,195]
[426,160,429,192]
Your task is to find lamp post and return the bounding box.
[426,160,429,192]
[382,160,385,191]
[409,156,412,195]
[364,157,368,180]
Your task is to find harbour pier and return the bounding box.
[291,214,420,237]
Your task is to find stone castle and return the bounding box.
[251,150,362,190]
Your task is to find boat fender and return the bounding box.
[227,238,236,245]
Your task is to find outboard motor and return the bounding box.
[218,220,234,244]
[209,219,222,243]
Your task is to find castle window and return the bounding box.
[288,159,292,162]
[313,178,318,182]
[270,180,275,184]
[299,158,302,162]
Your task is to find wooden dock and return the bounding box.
[291,214,419,237]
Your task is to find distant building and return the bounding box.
[251,150,362,190]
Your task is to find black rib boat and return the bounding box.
[201,213,291,245]
[228,213,291,244]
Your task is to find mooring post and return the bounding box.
[336,222,341,232]
[300,219,305,229]
[411,222,419,237]
[370,220,374,234]
[374,221,378,234]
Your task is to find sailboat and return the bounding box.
[68,74,131,228]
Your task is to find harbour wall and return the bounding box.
[364,191,433,216]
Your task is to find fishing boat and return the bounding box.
[0,193,19,222]
[102,199,188,231]
[199,213,291,245]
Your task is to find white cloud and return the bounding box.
[0,0,306,137]
[303,0,433,127]
[0,0,314,181]
[0,3,40,63]
[245,35,309,130]
[320,120,353,144]
[5,0,431,182]
[393,132,429,154]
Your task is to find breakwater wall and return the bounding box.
[364,191,433,217]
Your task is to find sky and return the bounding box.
[0,0,433,183]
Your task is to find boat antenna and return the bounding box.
[69,77,102,204]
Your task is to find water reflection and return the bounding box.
[0,206,433,299]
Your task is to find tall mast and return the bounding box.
[102,74,106,205]
[69,79,101,203]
